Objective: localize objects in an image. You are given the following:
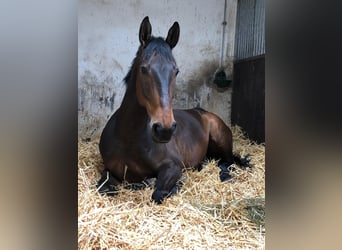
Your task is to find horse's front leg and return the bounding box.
[152,159,182,204]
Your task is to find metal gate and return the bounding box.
[231,0,265,143]
[235,0,265,60]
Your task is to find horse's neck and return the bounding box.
[117,82,149,133]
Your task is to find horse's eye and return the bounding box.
[141,66,149,75]
[175,68,179,76]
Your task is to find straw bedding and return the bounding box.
[78,126,265,249]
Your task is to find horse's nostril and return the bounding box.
[152,122,162,134]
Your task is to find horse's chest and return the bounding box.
[111,142,162,171]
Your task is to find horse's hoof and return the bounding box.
[170,182,182,194]
[96,182,118,196]
[218,162,236,182]
[219,170,233,182]
[196,164,204,172]
[99,188,118,196]
[96,172,118,196]
[219,162,237,171]
[151,190,169,204]
[240,154,252,169]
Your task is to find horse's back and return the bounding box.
[173,107,233,164]
[174,107,231,137]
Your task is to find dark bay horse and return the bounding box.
[98,16,250,204]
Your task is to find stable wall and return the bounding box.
[78,0,237,138]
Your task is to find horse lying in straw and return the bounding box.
[97,16,250,204]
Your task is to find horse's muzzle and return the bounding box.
[152,121,177,143]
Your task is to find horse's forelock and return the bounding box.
[124,37,174,86]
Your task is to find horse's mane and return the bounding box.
[123,37,175,86]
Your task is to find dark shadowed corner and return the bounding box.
[0,0,78,249]
[266,0,342,249]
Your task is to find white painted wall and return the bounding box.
[78,0,237,138]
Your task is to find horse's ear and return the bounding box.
[139,16,152,47]
[166,22,180,49]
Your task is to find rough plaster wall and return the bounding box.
[78,0,237,138]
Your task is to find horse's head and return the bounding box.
[135,16,180,143]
